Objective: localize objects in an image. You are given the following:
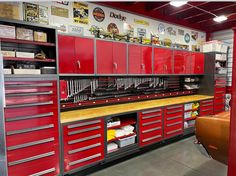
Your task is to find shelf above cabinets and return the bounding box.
[3,57,56,63]
[0,38,55,47]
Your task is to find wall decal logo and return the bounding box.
[110,12,126,21]
[93,7,105,22]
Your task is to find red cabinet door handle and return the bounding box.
[163,65,167,71]
[197,66,200,70]
[113,62,118,70]
[77,60,81,69]
[141,64,145,70]
[182,65,185,71]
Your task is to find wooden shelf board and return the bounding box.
[3,57,56,63]
[0,38,55,46]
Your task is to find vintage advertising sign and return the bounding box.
[39,5,49,25]
[73,2,89,25]
[93,7,105,22]
[134,19,149,26]
[110,12,126,21]
[0,3,20,20]
[51,6,69,18]
[68,25,84,35]
[137,28,146,37]
[23,2,39,23]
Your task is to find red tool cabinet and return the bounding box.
[63,118,105,173]
[4,80,60,176]
[164,105,184,139]
[173,50,191,74]
[58,35,94,74]
[154,47,173,74]
[214,86,226,114]
[96,40,127,74]
[200,99,214,116]
[139,108,163,147]
[191,52,205,74]
[128,44,152,74]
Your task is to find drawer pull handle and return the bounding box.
[166,110,183,115]
[8,151,55,166]
[142,135,162,142]
[30,168,56,176]
[68,134,101,145]
[201,103,213,107]
[6,101,53,109]
[69,153,101,166]
[215,102,225,106]
[166,128,182,135]
[7,124,54,135]
[142,127,161,134]
[202,100,213,103]
[68,120,101,129]
[5,83,53,88]
[202,108,213,112]
[142,114,161,120]
[142,120,161,126]
[167,115,182,121]
[6,112,54,122]
[68,143,101,154]
[166,105,182,110]
[141,109,161,115]
[8,137,55,151]
[167,121,182,127]
[6,91,53,97]
[215,91,225,94]
[68,126,101,135]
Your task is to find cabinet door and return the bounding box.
[191,52,204,74]
[58,35,76,74]
[113,42,127,74]
[174,50,191,74]
[141,46,152,74]
[75,37,94,74]
[96,40,113,74]
[128,44,142,74]
[154,48,173,74]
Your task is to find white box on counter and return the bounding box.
[16,51,34,58]
[0,25,15,39]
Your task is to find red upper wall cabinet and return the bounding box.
[191,52,205,74]
[128,44,152,74]
[58,35,76,74]
[174,50,191,74]
[96,40,127,74]
[75,37,94,74]
[58,35,94,74]
[154,47,173,74]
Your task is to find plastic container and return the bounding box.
[116,134,136,148]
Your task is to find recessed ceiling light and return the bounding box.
[170,1,188,7]
[213,15,228,23]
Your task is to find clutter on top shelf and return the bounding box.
[203,40,228,53]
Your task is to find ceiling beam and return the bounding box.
[145,2,169,12]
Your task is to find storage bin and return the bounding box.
[40,67,56,74]
[1,50,15,57]
[116,134,136,148]
[203,40,228,53]
[16,51,34,58]
[13,69,40,75]
[16,27,33,41]
[34,31,47,42]
[0,25,15,39]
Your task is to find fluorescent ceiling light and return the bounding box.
[170,1,188,7]
[213,15,228,23]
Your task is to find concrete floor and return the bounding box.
[89,136,227,176]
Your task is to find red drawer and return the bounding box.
[8,152,59,176]
[214,103,225,114]
[164,123,183,139]
[165,115,183,126]
[165,105,183,115]
[201,99,213,105]
[140,127,162,146]
[200,99,214,116]
[200,109,214,116]
[140,108,162,117]
[214,97,225,104]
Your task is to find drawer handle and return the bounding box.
[202,100,213,103]
[7,124,54,135]
[6,101,53,109]
[201,103,213,107]
[68,134,101,145]
[166,128,182,135]
[5,83,53,88]
[6,91,53,97]
[69,153,101,166]
[68,126,101,135]
[8,151,55,166]
[8,137,55,151]
[67,120,101,129]
[215,102,225,105]
[214,97,224,100]
[142,127,161,134]
[142,135,162,142]
[167,115,182,121]
[166,105,182,110]
[68,143,101,154]
[141,109,161,115]
[142,120,161,126]
[6,112,54,122]
[166,110,183,115]
[202,108,213,112]
[216,91,225,94]
[167,121,182,127]
[142,114,161,120]
[30,168,56,176]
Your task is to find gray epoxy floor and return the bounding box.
[89,136,227,176]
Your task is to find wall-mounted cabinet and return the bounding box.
[154,47,173,74]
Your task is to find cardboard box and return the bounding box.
[203,40,228,53]
[1,50,15,57]
[0,24,15,39]
[34,31,47,42]
[14,69,40,75]
[16,51,34,58]
[16,27,33,41]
